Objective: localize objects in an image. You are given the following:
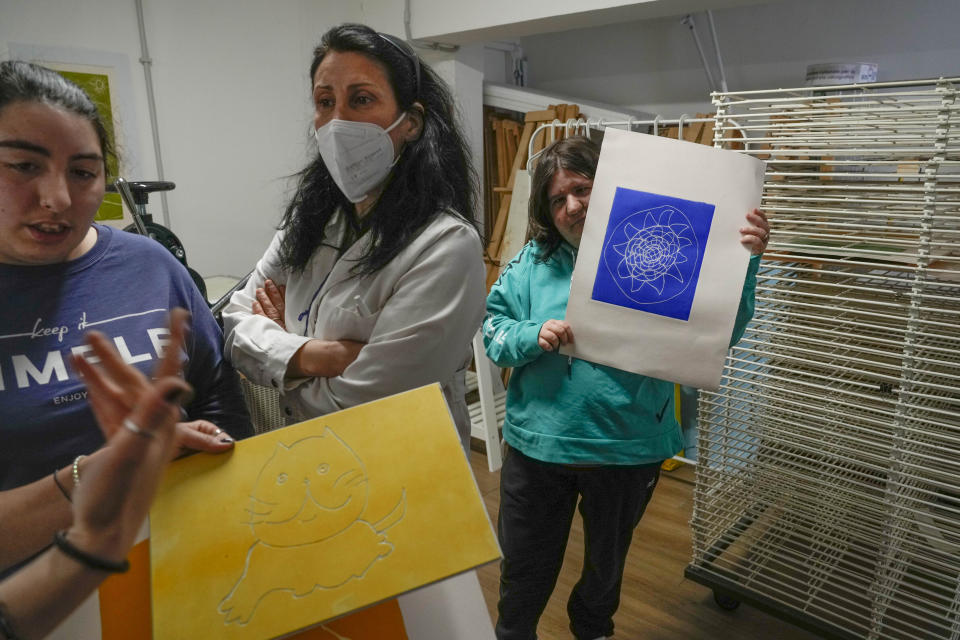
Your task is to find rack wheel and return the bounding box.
[713,591,740,611]
[124,220,188,265]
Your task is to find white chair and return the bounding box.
[238,375,286,435]
[467,331,506,472]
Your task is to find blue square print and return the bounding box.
[591,187,715,321]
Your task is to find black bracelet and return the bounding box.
[0,602,22,640]
[52,530,130,573]
[52,469,72,503]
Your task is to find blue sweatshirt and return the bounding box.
[0,224,252,491]
[484,240,760,465]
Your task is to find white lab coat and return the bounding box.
[222,209,485,448]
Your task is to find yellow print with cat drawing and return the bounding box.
[218,428,406,624]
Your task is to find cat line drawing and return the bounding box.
[218,428,406,625]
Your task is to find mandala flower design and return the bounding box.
[606,206,698,303]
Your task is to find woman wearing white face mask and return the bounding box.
[222,24,485,450]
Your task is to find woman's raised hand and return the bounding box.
[71,309,190,441]
[71,309,235,460]
[66,309,193,562]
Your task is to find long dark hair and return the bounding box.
[278,23,479,275]
[0,60,115,175]
[527,136,600,262]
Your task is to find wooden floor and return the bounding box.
[468,449,825,640]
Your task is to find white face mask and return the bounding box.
[314,113,407,203]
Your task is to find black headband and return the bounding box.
[377,32,421,101]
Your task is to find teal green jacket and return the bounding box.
[483,240,761,465]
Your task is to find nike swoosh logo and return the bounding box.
[656,398,670,422]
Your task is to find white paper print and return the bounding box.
[561,128,764,390]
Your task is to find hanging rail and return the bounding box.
[526,115,730,173]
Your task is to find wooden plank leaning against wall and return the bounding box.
[482,104,582,291]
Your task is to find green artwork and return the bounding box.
[57,70,123,221]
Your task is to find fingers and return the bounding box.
[746,208,769,228]
[539,324,557,351]
[739,234,764,255]
[70,346,121,403]
[255,289,277,317]
[121,378,190,445]
[740,208,771,256]
[541,329,567,350]
[538,320,574,351]
[71,310,192,439]
[84,331,147,393]
[70,351,127,438]
[173,420,236,458]
[73,377,188,533]
[264,280,286,312]
[254,281,286,329]
[153,308,189,379]
[69,333,141,437]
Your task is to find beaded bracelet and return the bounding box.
[0,602,22,640]
[52,530,130,573]
[71,455,85,488]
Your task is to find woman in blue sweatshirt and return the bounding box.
[0,61,251,579]
[483,136,769,640]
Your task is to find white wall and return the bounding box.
[140,0,354,278]
[1,0,355,279]
[517,0,960,117]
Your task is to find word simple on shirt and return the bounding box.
[0,327,171,391]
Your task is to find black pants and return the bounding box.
[495,447,661,640]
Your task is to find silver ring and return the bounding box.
[123,418,155,439]
[214,428,222,436]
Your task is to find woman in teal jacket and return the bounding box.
[483,136,769,640]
